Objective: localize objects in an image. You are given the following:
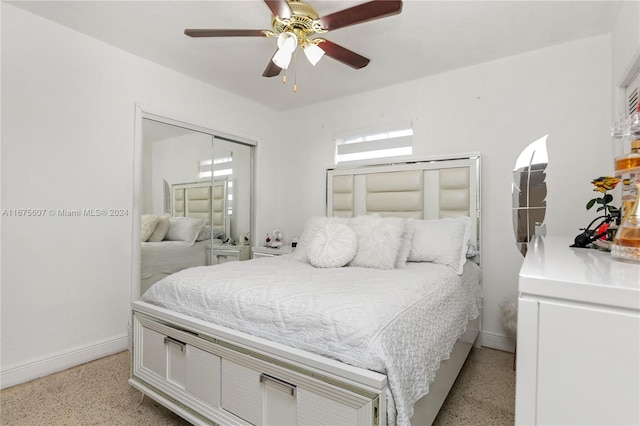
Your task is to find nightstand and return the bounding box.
[211,245,250,265]
[251,246,293,259]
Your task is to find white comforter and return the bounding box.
[142,256,482,426]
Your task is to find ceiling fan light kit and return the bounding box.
[272,32,298,69]
[303,42,325,66]
[184,0,402,92]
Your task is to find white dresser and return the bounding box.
[251,246,292,258]
[210,245,250,265]
[516,235,640,425]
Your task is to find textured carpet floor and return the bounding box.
[1,347,515,425]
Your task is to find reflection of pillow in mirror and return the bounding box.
[166,217,205,245]
[196,225,212,242]
[148,214,170,242]
[196,225,224,242]
[211,228,225,239]
[307,224,357,268]
[349,215,406,270]
[408,217,471,274]
[466,243,479,258]
[141,214,160,242]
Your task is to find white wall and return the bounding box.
[278,34,613,350]
[1,3,282,387]
[144,132,212,215]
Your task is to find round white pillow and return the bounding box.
[307,223,357,268]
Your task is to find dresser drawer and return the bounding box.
[133,316,224,419]
[211,246,250,264]
[211,250,240,264]
[222,359,297,425]
[218,348,375,426]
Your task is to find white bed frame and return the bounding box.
[130,154,481,426]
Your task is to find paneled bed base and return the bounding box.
[130,301,479,426]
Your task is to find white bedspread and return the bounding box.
[142,256,482,426]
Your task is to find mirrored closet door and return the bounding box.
[133,109,255,300]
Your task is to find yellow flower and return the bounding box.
[591,176,620,193]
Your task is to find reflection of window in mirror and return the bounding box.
[512,135,548,256]
[200,152,234,216]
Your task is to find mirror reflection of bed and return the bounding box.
[140,178,229,294]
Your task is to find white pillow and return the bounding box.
[307,224,358,268]
[165,217,205,244]
[141,214,160,242]
[147,214,170,242]
[395,218,414,268]
[349,215,406,270]
[408,217,471,274]
[292,216,350,262]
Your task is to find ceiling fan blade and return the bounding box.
[319,0,402,31]
[262,53,282,77]
[184,29,268,37]
[319,39,370,69]
[264,0,292,19]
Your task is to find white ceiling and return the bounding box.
[9,0,622,112]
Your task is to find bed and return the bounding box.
[130,154,482,426]
[140,179,229,294]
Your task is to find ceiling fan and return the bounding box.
[184,0,403,89]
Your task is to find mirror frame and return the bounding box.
[131,104,257,302]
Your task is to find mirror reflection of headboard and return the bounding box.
[327,154,481,260]
[172,178,230,238]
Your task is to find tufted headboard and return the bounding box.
[172,178,229,237]
[327,154,481,260]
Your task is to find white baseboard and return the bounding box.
[480,331,516,353]
[1,334,128,389]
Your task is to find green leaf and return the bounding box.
[597,206,605,212]
[586,199,596,210]
[603,193,613,204]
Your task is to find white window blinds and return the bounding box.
[335,123,413,164]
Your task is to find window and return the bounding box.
[335,123,413,164]
[199,154,233,179]
[199,153,234,215]
[625,68,640,115]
